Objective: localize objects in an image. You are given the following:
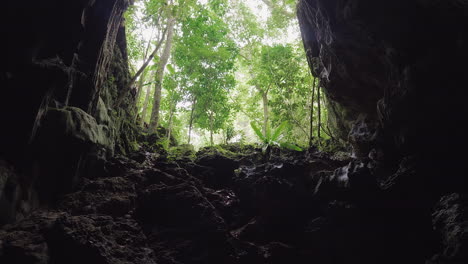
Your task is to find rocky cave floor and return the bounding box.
[0,143,466,264]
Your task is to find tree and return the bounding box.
[139,67,154,126]
[160,67,183,147]
[123,0,330,149]
[116,0,168,107]
[173,0,238,145]
[148,16,175,133]
[309,76,316,147]
[145,0,199,133]
[317,80,322,140]
[247,44,303,138]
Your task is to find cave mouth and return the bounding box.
[1,0,467,264]
[124,0,334,152]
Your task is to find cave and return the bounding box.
[0,0,467,263]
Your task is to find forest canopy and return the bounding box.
[124,0,332,150]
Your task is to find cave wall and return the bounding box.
[0,0,137,225]
[297,2,468,262]
[297,0,468,186]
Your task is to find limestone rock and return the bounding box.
[428,193,468,263]
[41,107,115,153]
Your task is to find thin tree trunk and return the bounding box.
[188,98,196,144]
[140,76,153,127]
[134,28,156,104]
[135,69,147,108]
[285,101,308,137]
[114,26,168,107]
[166,103,175,148]
[209,112,214,146]
[324,124,335,141]
[317,81,322,140]
[309,77,316,147]
[149,17,176,134]
[134,69,148,121]
[262,91,269,137]
[321,124,335,140]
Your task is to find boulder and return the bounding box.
[0,160,38,226]
[193,147,240,189]
[39,106,115,153]
[59,176,136,217]
[136,182,226,233]
[428,193,468,263]
[0,212,155,264]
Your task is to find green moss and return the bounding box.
[168,144,196,161]
[195,144,257,160]
[45,107,115,151]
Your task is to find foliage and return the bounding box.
[125,0,331,151]
[173,1,238,145]
[224,124,236,144]
[250,121,302,153]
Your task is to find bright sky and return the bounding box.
[135,0,300,48]
[245,0,300,44]
[244,0,269,22]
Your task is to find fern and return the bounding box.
[250,121,303,155]
[250,121,267,142]
[280,142,302,151]
[271,121,287,142]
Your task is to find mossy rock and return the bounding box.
[196,146,236,160]
[41,107,115,153]
[96,96,111,126]
[218,143,257,155]
[142,126,177,148]
[168,144,196,161]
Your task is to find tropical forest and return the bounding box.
[126,0,331,153]
[1,0,467,264]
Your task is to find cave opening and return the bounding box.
[1,0,467,264]
[124,0,333,153]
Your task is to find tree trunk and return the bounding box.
[317,81,322,140]
[209,112,214,146]
[309,77,316,147]
[140,75,153,127]
[188,98,196,144]
[149,17,176,134]
[134,27,156,106]
[135,69,146,107]
[114,26,168,107]
[262,91,269,137]
[134,69,148,121]
[166,103,175,148]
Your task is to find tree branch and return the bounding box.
[114,25,169,107]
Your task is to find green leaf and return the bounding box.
[265,124,271,143]
[271,121,287,141]
[250,121,266,142]
[280,142,303,151]
[167,64,175,74]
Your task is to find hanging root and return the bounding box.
[89,0,128,115]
